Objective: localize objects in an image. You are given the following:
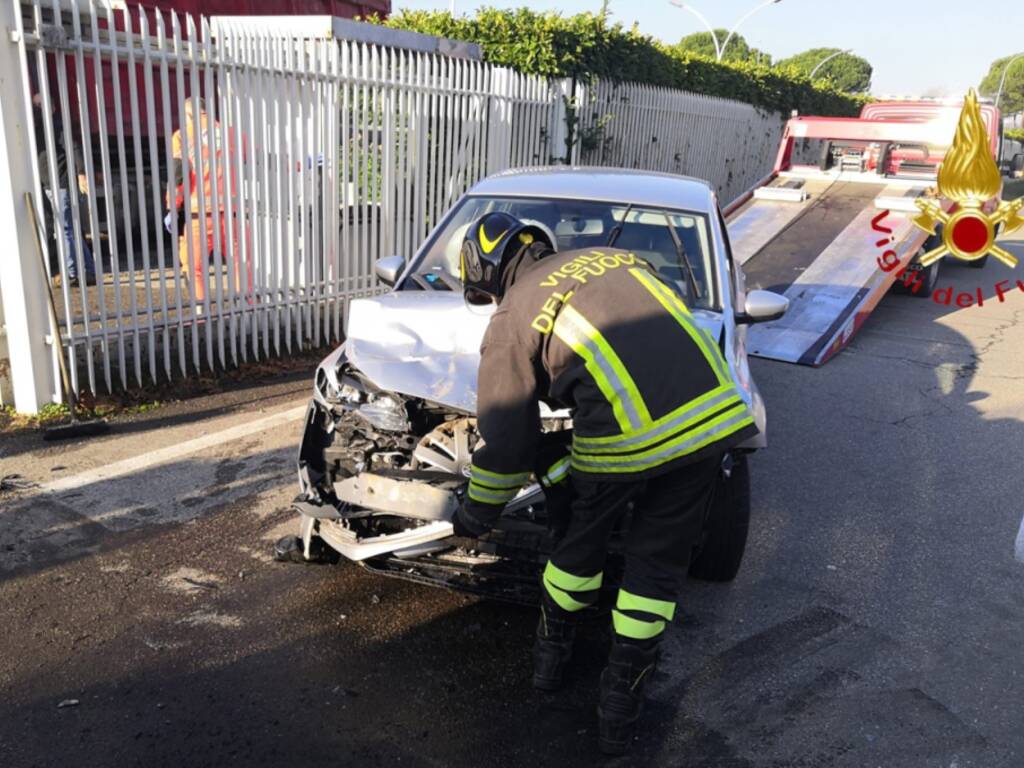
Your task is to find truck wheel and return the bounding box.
[688,453,750,582]
[893,258,940,296]
[894,230,941,296]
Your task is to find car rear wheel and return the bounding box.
[688,453,750,582]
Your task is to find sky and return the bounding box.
[394,0,1024,99]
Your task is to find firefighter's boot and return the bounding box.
[598,642,659,755]
[532,600,576,691]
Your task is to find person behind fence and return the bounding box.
[165,97,251,303]
[33,92,96,288]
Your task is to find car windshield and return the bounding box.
[407,196,719,310]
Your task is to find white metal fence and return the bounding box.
[576,79,784,206]
[1,0,784,410]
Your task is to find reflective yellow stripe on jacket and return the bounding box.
[468,465,531,505]
[556,271,753,475]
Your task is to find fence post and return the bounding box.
[487,67,511,174]
[0,0,58,414]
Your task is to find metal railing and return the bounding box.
[2,0,784,410]
[576,79,785,207]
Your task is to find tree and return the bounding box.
[677,29,770,65]
[776,48,873,93]
[979,54,1024,114]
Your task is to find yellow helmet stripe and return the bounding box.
[479,224,509,255]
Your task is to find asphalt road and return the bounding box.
[2,239,1024,767]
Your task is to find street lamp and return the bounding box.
[720,0,782,63]
[669,0,783,62]
[996,53,1024,109]
[668,1,721,60]
[809,48,853,80]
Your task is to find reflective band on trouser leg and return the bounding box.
[543,561,603,613]
[629,268,731,386]
[552,305,651,433]
[612,589,676,641]
[540,455,571,487]
[572,402,754,474]
[612,611,666,640]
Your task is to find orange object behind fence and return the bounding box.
[168,99,252,302]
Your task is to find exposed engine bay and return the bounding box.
[295,364,572,603]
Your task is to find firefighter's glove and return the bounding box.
[453,499,501,539]
[164,211,174,234]
[544,481,573,543]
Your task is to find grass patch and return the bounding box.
[0,401,158,432]
[1,343,332,435]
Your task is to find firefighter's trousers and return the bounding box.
[179,214,252,302]
[541,453,722,644]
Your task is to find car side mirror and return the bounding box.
[736,290,789,325]
[374,255,406,287]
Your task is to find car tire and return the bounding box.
[894,257,941,296]
[688,452,750,582]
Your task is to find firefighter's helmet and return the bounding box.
[460,212,554,304]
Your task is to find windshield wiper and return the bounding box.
[606,204,633,248]
[663,212,703,303]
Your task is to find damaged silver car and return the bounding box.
[283,168,788,603]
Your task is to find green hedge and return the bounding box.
[371,9,866,118]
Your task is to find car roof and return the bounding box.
[467,167,716,213]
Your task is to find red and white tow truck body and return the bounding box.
[723,100,1002,366]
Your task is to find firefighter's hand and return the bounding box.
[452,499,501,539]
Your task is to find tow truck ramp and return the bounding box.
[726,171,930,366]
[726,99,1005,367]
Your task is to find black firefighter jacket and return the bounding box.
[466,247,758,508]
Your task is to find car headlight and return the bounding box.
[318,368,365,406]
[357,393,411,433]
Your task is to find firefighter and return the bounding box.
[452,212,757,755]
[167,97,251,304]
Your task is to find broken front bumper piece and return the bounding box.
[333,473,460,521]
[295,472,460,562]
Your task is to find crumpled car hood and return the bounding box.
[345,292,494,413]
[343,290,725,415]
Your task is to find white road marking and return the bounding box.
[36,404,308,496]
[1016,516,1024,564]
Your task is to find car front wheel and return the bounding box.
[688,452,751,582]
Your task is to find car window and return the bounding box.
[409,196,718,310]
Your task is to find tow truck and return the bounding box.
[723,98,1003,366]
